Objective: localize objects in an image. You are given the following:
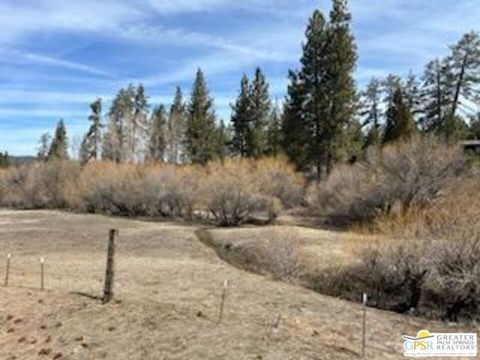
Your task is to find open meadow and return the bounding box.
[0,209,477,360]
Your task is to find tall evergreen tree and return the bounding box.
[125,84,149,162]
[445,31,480,142]
[148,104,167,162]
[282,70,310,170]
[403,71,422,118]
[360,77,382,147]
[230,75,251,156]
[383,87,417,144]
[215,119,230,160]
[166,87,186,164]
[80,98,103,164]
[248,68,271,157]
[298,8,329,178]
[323,0,358,174]
[48,119,68,160]
[420,58,453,134]
[283,0,357,180]
[103,87,133,162]
[447,32,480,119]
[266,104,283,157]
[37,133,51,162]
[185,69,220,164]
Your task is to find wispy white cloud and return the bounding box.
[0,0,144,44]
[0,49,114,77]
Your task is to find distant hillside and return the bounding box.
[8,155,36,166]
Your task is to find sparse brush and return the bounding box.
[0,156,299,226]
[309,136,466,225]
[319,177,480,321]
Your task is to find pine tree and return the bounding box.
[215,120,230,160]
[230,75,251,156]
[80,98,103,164]
[448,32,480,119]
[420,58,453,134]
[185,69,220,164]
[403,71,422,118]
[282,70,310,170]
[166,87,186,164]
[323,0,358,174]
[445,31,480,142]
[298,8,329,178]
[148,104,167,162]
[336,119,364,163]
[360,77,382,147]
[283,1,357,179]
[103,88,130,162]
[48,119,69,160]
[248,68,271,157]
[125,84,149,162]
[37,133,51,162]
[383,87,417,144]
[266,104,283,157]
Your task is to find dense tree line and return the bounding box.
[34,0,480,178]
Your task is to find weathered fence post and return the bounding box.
[361,293,368,358]
[217,279,229,324]
[40,257,45,291]
[102,229,117,303]
[4,253,11,287]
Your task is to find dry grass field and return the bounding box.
[0,209,477,359]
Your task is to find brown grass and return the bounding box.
[1,210,476,359]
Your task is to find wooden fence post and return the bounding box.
[361,293,368,358]
[4,253,11,287]
[102,229,117,303]
[217,279,229,324]
[40,257,45,291]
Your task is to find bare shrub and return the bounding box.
[0,161,80,209]
[256,228,302,281]
[308,163,384,224]
[69,162,148,215]
[309,136,465,225]
[255,156,305,208]
[310,237,429,313]
[143,165,199,218]
[211,228,302,281]
[2,157,302,226]
[201,159,267,226]
[316,178,480,321]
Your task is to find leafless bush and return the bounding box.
[2,157,303,226]
[68,162,147,215]
[212,228,302,281]
[315,178,480,321]
[255,156,305,208]
[202,160,266,226]
[310,238,429,313]
[309,136,465,225]
[0,161,80,209]
[257,228,302,281]
[143,165,199,218]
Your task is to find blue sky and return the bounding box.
[0,0,478,155]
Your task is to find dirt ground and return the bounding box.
[0,209,477,359]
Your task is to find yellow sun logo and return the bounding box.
[417,330,432,339]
